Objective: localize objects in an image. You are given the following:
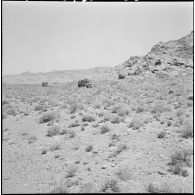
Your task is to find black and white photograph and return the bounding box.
[2,1,194,193]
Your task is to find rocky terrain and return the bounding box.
[2,32,193,193]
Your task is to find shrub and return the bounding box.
[7,108,16,116]
[28,136,37,144]
[157,131,166,139]
[49,143,61,151]
[111,105,129,116]
[128,118,143,130]
[65,166,77,178]
[169,149,192,167]
[68,102,83,114]
[85,145,93,152]
[39,111,60,123]
[41,148,47,154]
[136,106,144,113]
[117,106,130,117]
[93,102,101,109]
[100,125,110,134]
[118,73,125,79]
[111,105,121,113]
[79,182,98,193]
[103,114,112,122]
[176,109,185,117]
[92,123,99,128]
[114,143,127,156]
[169,164,188,177]
[34,105,44,111]
[51,186,68,193]
[146,183,173,193]
[2,99,10,105]
[111,116,121,124]
[101,179,120,192]
[68,122,80,128]
[115,167,133,181]
[47,126,61,137]
[180,121,193,139]
[60,129,68,135]
[82,115,96,122]
[151,104,171,115]
[68,130,76,138]
[69,103,77,114]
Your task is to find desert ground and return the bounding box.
[2,31,194,193]
[2,73,193,193]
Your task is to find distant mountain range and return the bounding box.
[3,31,193,84]
[3,67,115,84]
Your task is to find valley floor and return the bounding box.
[2,74,193,193]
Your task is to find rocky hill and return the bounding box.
[116,31,193,79]
[3,31,193,84]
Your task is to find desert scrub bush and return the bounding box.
[70,115,76,119]
[39,111,60,123]
[168,164,188,177]
[6,108,16,116]
[51,186,68,193]
[34,105,44,111]
[82,115,96,122]
[92,123,99,128]
[111,104,129,117]
[146,183,173,193]
[93,102,101,109]
[176,109,185,117]
[179,121,193,139]
[174,116,184,127]
[68,130,76,138]
[169,149,192,167]
[103,99,114,108]
[111,105,121,113]
[49,143,61,152]
[136,106,144,113]
[157,131,166,139]
[65,166,77,178]
[143,116,153,124]
[47,126,61,137]
[111,116,121,124]
[128,118,143,130]
[41,148,47,154]
[68,102,82,114]
[103,113,112,122]
[101,179,120,192]
[79,182,98,193]
[100,125,110,134]
[2,99,10,105]
[60,128,68,135]
[117,106,130,117]
[85,145,93,152]
[115,167,133,181]
[113,143,127,156]
[28,135,37,144]
[68,121,81,128]
[2,113,8,119]
[150,104,171,115]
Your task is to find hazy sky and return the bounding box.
[3,2,193,75]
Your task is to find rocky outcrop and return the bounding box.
[117,31,193,78]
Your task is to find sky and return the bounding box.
[3,2,193,75]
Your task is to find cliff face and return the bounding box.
[117,31,193,79]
